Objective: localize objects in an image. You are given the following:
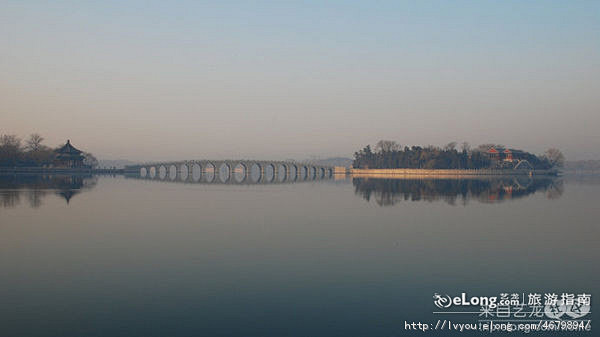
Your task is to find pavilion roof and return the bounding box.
[55,140,83,155]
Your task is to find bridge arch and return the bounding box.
[288,164,297,181]
[233,162,247,183]
[169,164,177,180]
[298,165,308,180]
[277,163,287,182]
[191,163,202,181]
[218,162,231,183]
[204,162,216,182]
[158,165,167,179]
[249,163,262,182]
[264,163,275,182]
[514,160,533,170]
[180,164,189,181]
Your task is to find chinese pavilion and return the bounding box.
[486,146,500,160]
[54,140,85,168]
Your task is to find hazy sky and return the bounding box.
[1,1,599,161]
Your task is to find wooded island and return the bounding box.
[353,141,564,171]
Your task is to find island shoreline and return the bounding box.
[347,168,558,176]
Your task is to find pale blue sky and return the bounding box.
[1,1,599,160]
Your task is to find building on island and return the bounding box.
[486,146,532,169]
[54,140,86,168]
[487,147,500,160]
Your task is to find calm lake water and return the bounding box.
[0,174,597,336]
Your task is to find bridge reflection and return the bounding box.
[353,176,563,206]
[126,160,335,184]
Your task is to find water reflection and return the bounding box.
[353,176,563,206]
[0,173,596,337]
[125,168,333,184]
[0,174,567,210]
[0,174,98,208]
[562,173,600,185]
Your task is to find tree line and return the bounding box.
[0,133,97,167]
[353,140,564,170]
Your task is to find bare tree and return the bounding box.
[375,140,400,152]
[444,142,457,151]
[0,134,22,166]
[461,142,471,153]
[83,152,99,168]
[545,148,565,168]
[25,133,45,151]
[476,143,504,152]
[0,134,21,148]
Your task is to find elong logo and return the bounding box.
[434,293,498,309]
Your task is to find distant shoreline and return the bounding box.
[348,168,558,176]
[0,167,126,174]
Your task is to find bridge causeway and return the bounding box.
[125,160,337,185]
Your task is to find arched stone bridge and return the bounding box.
[125,160,336,185]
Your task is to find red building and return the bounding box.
[487,147,500,160]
